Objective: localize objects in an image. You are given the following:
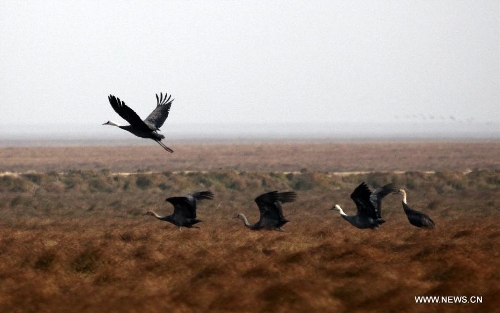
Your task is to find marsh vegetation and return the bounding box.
[0,142,499,312]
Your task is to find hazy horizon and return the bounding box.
[1,1,498,142]
[0,120,498,147]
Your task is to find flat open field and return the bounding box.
[1,141,500,173]
[1,141,499,312]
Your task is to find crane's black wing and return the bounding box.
[184,191,214,211]
[275,191,297,219]
[144,92,174,130]
[255,191,281,221]
[108,95,152,131]
[166,196,196,219]
[276,191,297,204]
[255,191,296,222]
[190,191,214,201]
[350,182,377,219]
[369,183,397,218]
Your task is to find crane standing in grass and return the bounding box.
[331,182,397,229]
[234,191,297,231]
[145,191,214,231]
[396,189,435,229]
[103,92,174,153]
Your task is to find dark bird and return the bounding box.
[145,191,214,231]
[234,191,297,231]
[331,182,397,229]
[397,189,435,229]
[103,92,174,153]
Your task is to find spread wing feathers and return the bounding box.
[369,183,397,218]
[108,95,151,131]
[166,197,197,219]
[350,182,378,219]
[255,191,279,208]
[254,191,296,220]
[184,191,214,210]
[255,191,297,206]
[145,92,174,130]
[276,191,297,204]
[190,191,214,201]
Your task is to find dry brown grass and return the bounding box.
[0,165,499,312]
[0,213,498,312]
[1,141,500,173]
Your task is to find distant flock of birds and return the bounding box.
[103,91,435,231]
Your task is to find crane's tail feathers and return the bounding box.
[277,191,297,203]
[193,191,214,201]
[423,218,436,229]
[377,218,386,224]
[156,140,174,153]
[156,92,174,106]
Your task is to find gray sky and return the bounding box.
[0,0,498,139]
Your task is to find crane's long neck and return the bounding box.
[399,189,408,204]
[237,214,253,228]
[148,211,163,219]
[334,205,348,216]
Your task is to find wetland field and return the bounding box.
[0,141,499,313]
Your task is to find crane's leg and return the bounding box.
[178,226,182,232]
[155,140,174,153]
